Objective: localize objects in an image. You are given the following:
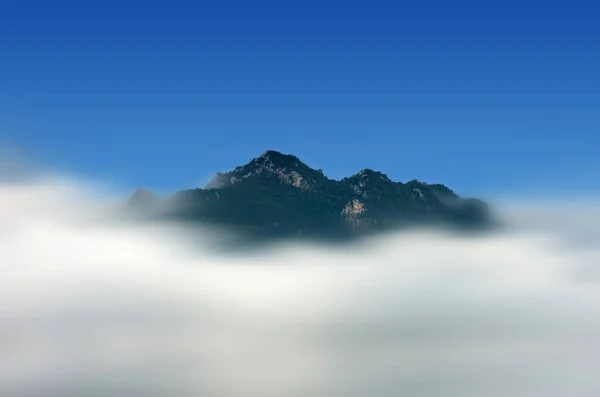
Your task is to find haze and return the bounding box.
[1,166,599,397]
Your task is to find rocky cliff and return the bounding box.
[128,150,492,243]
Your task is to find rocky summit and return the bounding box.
[128,150,492,243]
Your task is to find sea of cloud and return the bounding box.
[2,168,600,397]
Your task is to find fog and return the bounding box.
[2,170,600,396]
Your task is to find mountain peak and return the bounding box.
[129,150,492,243]
[127,188,160,213]
[354,169,392,181]
[205,150,324,190]
[129,187,156,204]
[253,150,303,169]
[258,149,287,159]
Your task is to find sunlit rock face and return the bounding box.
[206,151,320,191]
[128,150,493,243]
[341,199,372,234]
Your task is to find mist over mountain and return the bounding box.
[128,150,492,243]
[3,168,600,397]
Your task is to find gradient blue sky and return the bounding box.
[1,0,599,196]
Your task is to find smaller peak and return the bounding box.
[128,187,157,207]
[354,169,391,181]
[357,168,376,175]
[131,187,155,199]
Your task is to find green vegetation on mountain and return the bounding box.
[129,150,492,242]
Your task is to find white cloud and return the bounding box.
[1,171,600,396]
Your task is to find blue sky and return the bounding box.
[1,0,599,196]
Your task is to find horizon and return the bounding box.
[7,146,600,204]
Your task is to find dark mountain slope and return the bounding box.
[128,150,492,242]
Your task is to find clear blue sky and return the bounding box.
[1,0,599,196]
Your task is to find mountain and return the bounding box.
[128,150,492,243]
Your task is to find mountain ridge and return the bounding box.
[128,150,492,243]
